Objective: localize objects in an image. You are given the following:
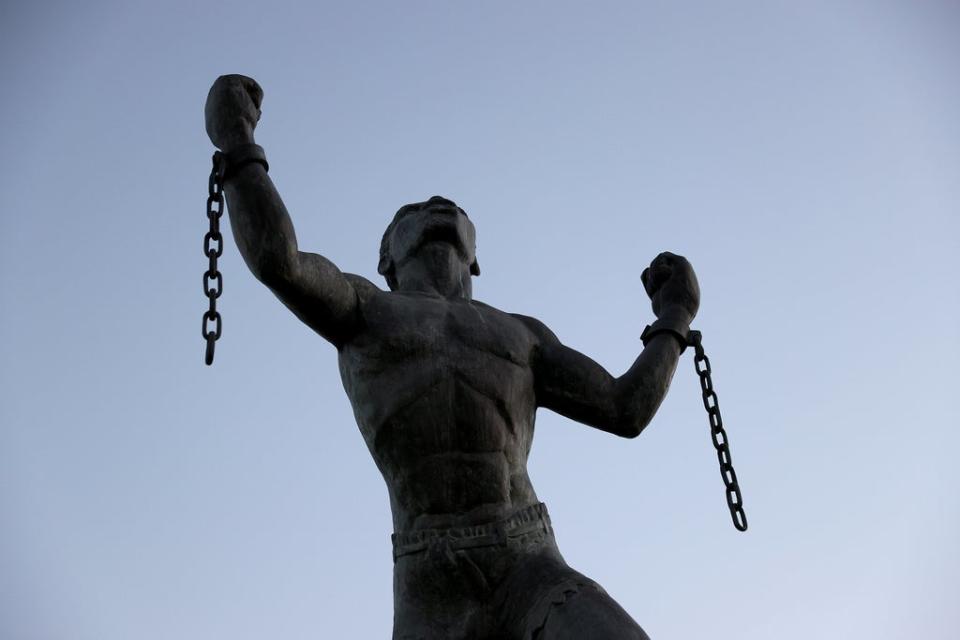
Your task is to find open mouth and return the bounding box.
[419,218,462,246]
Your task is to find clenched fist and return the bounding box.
[205,74,263,151]
[641,252,700,323]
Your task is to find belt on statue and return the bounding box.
[391,502,553,562]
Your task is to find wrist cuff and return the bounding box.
[641,318,692,353]
[216,144,268,181]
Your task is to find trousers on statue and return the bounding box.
[391,503,650,640]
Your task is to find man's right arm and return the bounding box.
[206,75,362,347]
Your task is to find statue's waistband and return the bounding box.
[391,502,553,562]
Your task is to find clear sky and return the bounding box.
[1,1,958,638]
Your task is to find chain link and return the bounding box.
[202,152,224,365]
[688,330,748,531]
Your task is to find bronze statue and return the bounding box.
[205,74,704,639]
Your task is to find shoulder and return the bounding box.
[343,273,385,303]
[508,312,560,345]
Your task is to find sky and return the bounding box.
[1,1,958,638]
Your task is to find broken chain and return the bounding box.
[688,330,748,531]
[202,152,224,365]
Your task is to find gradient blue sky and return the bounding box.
[1,1,958,638]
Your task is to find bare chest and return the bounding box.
[337,293,536,434]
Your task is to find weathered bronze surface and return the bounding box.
[206,74,703,639]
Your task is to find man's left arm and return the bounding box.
[519,252,699,438]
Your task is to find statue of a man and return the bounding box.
[206,75,701,640]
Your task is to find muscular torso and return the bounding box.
[337,285,541,532]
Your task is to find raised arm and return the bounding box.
[205,75,362,347]
[521,252,700,438]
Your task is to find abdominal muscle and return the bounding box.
[391,450,537,531]
[365,380,539,532]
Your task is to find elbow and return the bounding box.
[252,256,298,290]
[612,379,657,439]
[255,265,286,288]
[237,240,299,288]
[618,419,647,439]
[621,427,643,440]
[614,408,652,439]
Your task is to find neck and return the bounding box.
[396,243,472,300]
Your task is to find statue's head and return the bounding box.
[378,196,480,291]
